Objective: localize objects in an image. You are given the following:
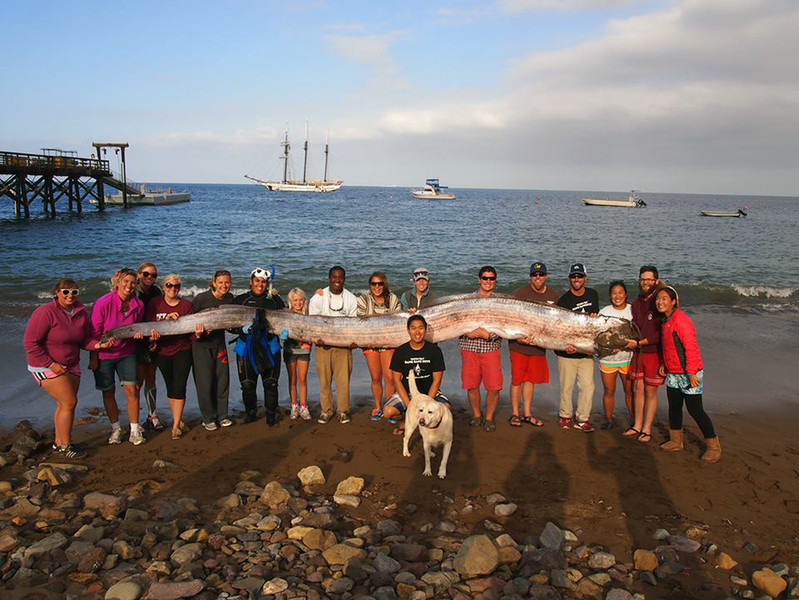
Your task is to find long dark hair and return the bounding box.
[369,271,390,298]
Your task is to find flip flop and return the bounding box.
[623,427,641,437]
[638,432,652,443]
[392,427,405,436]
[484,419,496,432]
[522,415,544,427]
[509,415,522,427]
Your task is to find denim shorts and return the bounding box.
[93,353,138,391]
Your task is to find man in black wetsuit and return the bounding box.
[232,268,285,425]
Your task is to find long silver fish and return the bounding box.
[102,294,638,356]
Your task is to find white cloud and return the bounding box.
[142,126,278,148]
[325,32,402,66]
[499,0,646,12]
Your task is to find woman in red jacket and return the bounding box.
[24,278,114,458]
[655,286,721,462]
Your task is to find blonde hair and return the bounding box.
[162,273,181,286]
[287,287,308,314]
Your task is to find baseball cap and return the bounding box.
[568,263,588,277]
[250,267,271,280]
[529,261,547,276]
[413,268,430,281]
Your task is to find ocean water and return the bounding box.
[1,185,797,425]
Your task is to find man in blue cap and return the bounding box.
[555,263,600,432]
[507,261,559,428]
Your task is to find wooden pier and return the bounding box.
[0,146,141,217]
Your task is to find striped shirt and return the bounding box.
[458,292,502,353]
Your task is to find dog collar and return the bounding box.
[421,422,440,430]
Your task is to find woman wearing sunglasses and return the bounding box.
[136,262,164,431]
[356,271,402,420]
[24,279,114,458]
[145,273,195,440]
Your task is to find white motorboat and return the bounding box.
[412,178,456,200]
[582,190,646,208]
[701,208,747,218]
[104,184,190,206]
[245,122,343,193]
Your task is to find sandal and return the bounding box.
[171,428,182,440]
[371,408,384,421]
[638,432,652,443]
[522,415,544,427]
[484,419,496,432]
[509,415,522,427]
[469,416,484,427]
[387,416,399,424]
[623,427,641,437]
[392,427,405,436]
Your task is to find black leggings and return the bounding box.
[666,386,716,438]
[155,349,193,400]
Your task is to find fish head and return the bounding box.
[594,320,640,357]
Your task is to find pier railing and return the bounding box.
[0,150,109,173]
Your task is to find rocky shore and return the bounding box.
[2,416,799,599]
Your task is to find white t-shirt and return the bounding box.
[307,287,358,317]
[599,303,633,366]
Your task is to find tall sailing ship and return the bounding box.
[245,123,343,193]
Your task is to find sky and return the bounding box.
[2,0,798,195]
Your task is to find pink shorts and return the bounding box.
[30,365,80,386]
[460,349,503,391]
[629,352,664,386]
[509,351,549,385]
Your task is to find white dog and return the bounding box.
[402,370,453,479]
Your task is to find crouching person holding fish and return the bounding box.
[233,268,285,426]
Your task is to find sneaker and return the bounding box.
[318,411,333,424]
[266,412,277,427]
[145,414,165,431]
[370,408,383,421]
[108,427,123,445]
[203,421,218,431]
[299,405,312,421]
[338,412,351,424]
[219,418,233,427]
[558,417,572,429]
[290,404,300,420]
[573,420,595,432]
[129,428,146,445]
[55,444,87,459]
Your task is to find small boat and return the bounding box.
[412,178,456,200]
[582,190,646,208]
[245,122,342,193]
[700,208,747,218]
[104,184,190,206]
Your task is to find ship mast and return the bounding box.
[323,129,330,183]
[280,123,290,184]
[302,120,309,184]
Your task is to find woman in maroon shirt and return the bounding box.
[23,278,113,458]
[145,273,196,440]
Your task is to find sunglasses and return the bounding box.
[569,274,586,280]
[480,276,496,281]
[530,272,546,277]
[59,289,79,297]
[164,282,182,289]
[369,281,385,287]
[141,271,157,279]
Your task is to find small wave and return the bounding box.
[731,285,798,299]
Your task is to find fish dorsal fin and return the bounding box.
[408,368,421,399]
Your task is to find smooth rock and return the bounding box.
[589,572,611,587]
[170,542,202,566]
[0,533,19,552]
[653,528,671,540]
[335,475,365,496]
[453,534,500,577]
[605,590,635,600]
[668,535,701,553]
[540,522,565,551]
[486,493,506,504]
[84,492,127,519]
[377,519,403,536]
[633,548,658,571]
[24,531,69,558]
[145,580,205,599]
[304,528,337,550]
[105,581,143,600]
[717,552,738,570]
[495,503,518,517]
[287,525,314,540]
[334,494,361,507]
[262,577,289,594]
[374,552,401,574]
[752,568,787,598]
[589,551,616,570]
[323,543,368,565]
[260,481,290,508]
[297,465,326,486]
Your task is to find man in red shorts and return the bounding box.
[459,266,503,433]
[623,265,665,443]
[507,261,559,428]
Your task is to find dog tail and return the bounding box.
[407,369,421,398]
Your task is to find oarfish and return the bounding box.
[102,295,638,356]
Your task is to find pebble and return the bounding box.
[539,522,565,551]
[668,535,702,553]
[588,551,616,570]
[297,465,326,486]
[335,476,365,496]
[453,535,500,577]
[633,549,658,571]
[494,503,518,517]
[104,581,142,600]
[752,568,787,598]
[717,552,738,570]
